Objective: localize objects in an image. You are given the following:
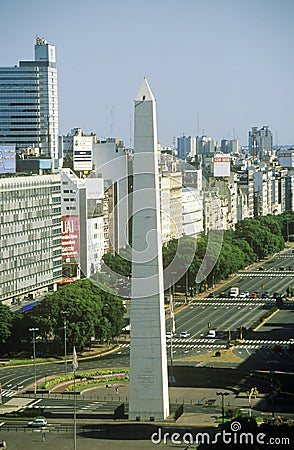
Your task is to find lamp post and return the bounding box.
[185,269,189,304]
[169,295,176,384]
[61,311,69,374]
[216,392,229,423]
[29,327,39,396]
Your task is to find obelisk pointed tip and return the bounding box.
[135,78,155,101]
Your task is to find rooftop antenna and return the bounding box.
[129,112,133,148]
[110,105,114,136]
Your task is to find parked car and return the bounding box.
[250,292,258,298]
[166,332,172,339]
[179,331,190,338]
[28,418,47,428]
[207,292,215,298]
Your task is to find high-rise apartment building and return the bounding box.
[0,37,58,165]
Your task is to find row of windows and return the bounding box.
[1,229,56,242]
[0,258,62,274]
[0,246,61,260]
[1,271,59,290]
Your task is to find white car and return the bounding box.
[240,291,250,297]
[28,418,47,427]
[166,332,172,339]
[207,329,217,338]
[179,331,190,338]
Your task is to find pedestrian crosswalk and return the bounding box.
[119,338,292,351]
[0,389,17,399]
[190,300,274,307]
[238,271,293,277]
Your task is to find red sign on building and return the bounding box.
[62,216,80,259]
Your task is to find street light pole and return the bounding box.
[62,311,69,374]
[185,269,189,304]
[216,392,229,423]
[29,327,39,396]
[169,295,176,384]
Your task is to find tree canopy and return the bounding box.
[0,303,13,345]
[26,279,125,350]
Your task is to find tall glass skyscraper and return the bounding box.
[0,37,58,164]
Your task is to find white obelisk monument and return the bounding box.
[128,79,169,421]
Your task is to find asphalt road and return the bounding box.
[1,248,293,404]
[212,247,294,297]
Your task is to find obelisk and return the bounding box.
[128,79,169,421]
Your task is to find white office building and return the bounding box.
[0,174,62,304]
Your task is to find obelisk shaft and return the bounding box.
[128,79,169,421]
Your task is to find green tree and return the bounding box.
[0,303,13,345]
[27,279,125,351]
[102,247,131,277]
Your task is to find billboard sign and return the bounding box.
[73,136,93,171]
[62,216,80,259]
[213,154,231,177]
[278,150,294,168]
[0,145,16,173]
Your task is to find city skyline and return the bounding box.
[0,0,294,147]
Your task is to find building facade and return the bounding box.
[0,174,62,304]
[248,126,273,159]
[182,187,203,238]
[176,135,196,160]
[60,168,106,279]
[0,37,58,164]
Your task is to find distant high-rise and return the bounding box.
[0,37,58,164]
[176,135,196,159]
[248,126,273,158]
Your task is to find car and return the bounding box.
[239,292,247,298]
[250,292,258,298]
[273,292,280,299]
[258,266,264,271]
[261,290,270,298]
[242,291,250,297]
[207,329,217,338]
[179,331,190,338]
[28,418,47,428]
[279,266,285,271]
[207,292,215,298]
[166,332,172,339]
[219,292,226,298]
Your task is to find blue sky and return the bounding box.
[1,0,294,146]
